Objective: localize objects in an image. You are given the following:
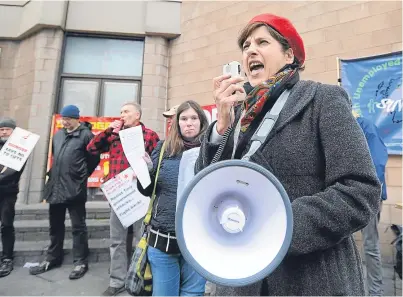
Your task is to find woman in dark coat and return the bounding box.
[195,13,381,296]
[139,100,209,296]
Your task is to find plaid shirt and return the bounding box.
[87,122,159,182]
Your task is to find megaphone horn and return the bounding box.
[175,159,293,287]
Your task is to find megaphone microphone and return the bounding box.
[176,90,294,287]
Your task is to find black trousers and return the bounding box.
[0,195,17,261]
[46,201,89,265]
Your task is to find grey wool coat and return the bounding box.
[195,80,381,296]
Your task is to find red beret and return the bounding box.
[249,13,305,66]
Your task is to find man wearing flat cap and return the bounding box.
[0,117,23,278]
[29,105,100,280]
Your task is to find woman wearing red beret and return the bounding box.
[195,14,381,296]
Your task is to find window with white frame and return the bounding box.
[58,35,144,117]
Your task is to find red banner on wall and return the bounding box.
[203,104,218,124]
[47,115,120,188]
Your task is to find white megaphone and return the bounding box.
[176,90,293,287]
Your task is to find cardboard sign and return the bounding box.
[101,168,150,228]
[0,127,40,171]
[119,126,151,188]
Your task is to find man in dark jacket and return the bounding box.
[0,117,24,278]
[356,115,388,296]
[29,105,99,280]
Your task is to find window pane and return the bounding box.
[101,81,139,117]
[60,79,99,116]
[63,37,144,77]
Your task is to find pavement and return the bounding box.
[0,262,401,296]
[0,262,129,296]
[362,264,402,296]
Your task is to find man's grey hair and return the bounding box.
[122,102,142,118]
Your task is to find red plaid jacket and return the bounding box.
[87,122,159,182]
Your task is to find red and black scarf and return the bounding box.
[231,66,299,159]
[240,67,297,132]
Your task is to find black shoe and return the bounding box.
[69,264,88,280]
[102,286,125,296]
[0,259,13,277]
[29,260,60,275]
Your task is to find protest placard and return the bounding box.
[119,126,151,188]
[0,127,40,171]
[100,167,150,228]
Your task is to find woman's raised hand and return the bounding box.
[213,74,246,135]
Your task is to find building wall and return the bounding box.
[0,28,64,204]
[0,0,181,40]
[141,36,170,138]
[0,40,17,115]
[0,31,170,204]
[167,1,402,263]
[0,0,181,203]
[168,1,402,105]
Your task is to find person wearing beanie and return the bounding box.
[29,105,100,280]
[195,13,380,296]
[0,117,16,131]
[0,117,23,278]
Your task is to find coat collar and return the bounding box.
[63,122,85,137]
[265,80,319,143]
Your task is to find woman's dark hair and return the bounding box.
[237,22,305,71]
[165,100,209,157]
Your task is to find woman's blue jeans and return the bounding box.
[147,246,206,296]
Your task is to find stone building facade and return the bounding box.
[167,1,402,264]
[0,0,401,262]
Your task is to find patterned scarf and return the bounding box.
[241,67,296,132]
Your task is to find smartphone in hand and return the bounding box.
[223,61,242,78]
[222,61,246,102]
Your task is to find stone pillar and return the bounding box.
[140,36,169,139]
[0,41,18,116]
[7,28,64,204]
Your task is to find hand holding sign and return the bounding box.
[101,168,150,228]
[0,127,40,171]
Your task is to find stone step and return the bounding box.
[1,239,110,266]
[14,219,110,241]
[15,201,110,221]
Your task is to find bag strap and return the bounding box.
[232,89,291,160]
[143,141,166,225]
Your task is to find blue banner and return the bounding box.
[340,52,402,155]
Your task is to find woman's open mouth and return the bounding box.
[249,61,264,76]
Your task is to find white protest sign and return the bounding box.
[177,147,200,211]
[101,167,150,228]
[0,127,40,171]
[119,126,151,189]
